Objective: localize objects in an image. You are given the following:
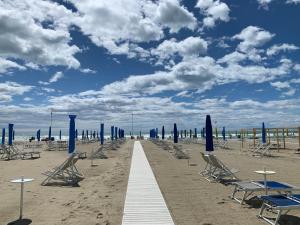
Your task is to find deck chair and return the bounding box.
[208,155,239,182]
[252,144,272,157]
[231,181,300,205]
[199,152,214,178]
[0,145,21,160]
[258,194,300,225]
[41,154,84,186]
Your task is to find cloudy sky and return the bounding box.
[0,0,300,135]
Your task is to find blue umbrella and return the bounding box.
[184,130,187,138]
[59,130,62,140]
[82,130,84,140]
[115,127,118,140]
[86,130,89,139]
[190,129,192,138]
[100,123,104,145]
[68,115,76,154]
[162,126,165,140]
[174,123,178,143]
[194,128,197,138]
[8,124,14,146]
[75,129,78,140]
[13,130,15,140]
[262,122,266,144]
[93,131,96,139]
[37,129,41,142]
[111,126,114,140]
[205,115,214,153]
[222,127,226,141]
[2,128,5,145]
[48,126,52,141]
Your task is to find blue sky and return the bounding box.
[0,0,300,135]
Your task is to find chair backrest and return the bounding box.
[208,155,224,170]
[59,154,77,170]
[200,152,210,164]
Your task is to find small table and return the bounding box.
[254,170,276,194]
[11,177,34,219]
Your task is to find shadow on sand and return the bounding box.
[7,219,32,225]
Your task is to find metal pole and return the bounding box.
[20,177,24,219]
[131,113,133,137]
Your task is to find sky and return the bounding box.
[0,0,300,136]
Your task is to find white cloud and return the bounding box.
[257,0,273,9]
[151,37,208,65]
[271,81,296,96]
[196,0,230,28]
[286,0,300,4]
[267,43,299,56]
[234,26,275,52]
[154,0,197,33]
[0,0,81,70]
[80,68,97,74]
[49,71,64,83]
[0,57,26,73]
[0,81,33,102]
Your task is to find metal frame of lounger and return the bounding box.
[258,194,300,225]
[0,145,22,160]
[199,153,214,179]
[231,181,300,205]
[41,154,84,186]
[208,155,239,182]
[252,144,272,157]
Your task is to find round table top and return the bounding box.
[10,178,34,183]
[254,170,276,175]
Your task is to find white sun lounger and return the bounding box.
[41,153,84,186]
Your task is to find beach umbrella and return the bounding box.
[93,131,96,139]
[202,127,205,138]
[48,126,52,141]
[118,128,121,138]
[2,128,5,145]
[262,122,266,144]
[194,128,197,138]
[205,115,214,153]
[184,130,187,138]
[68,115,76,154]
[115,127,118,140]
[75,129,78,140]
[111,126,114,140]
[59,130,62,140]
[86,130,89,139]
[222,127,226,141]
[180,130,183,139]
[96,131,99,139]
[190,129,192,138]
[173,123,178,144]
[82,130,84,140]
[8,124,14,146]
[90,130,93,139]
[37,129,40,142]
[13,130,15,140]
[162,126,165,140]
[100,123,104,145]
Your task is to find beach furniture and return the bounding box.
[258,194,300,225]
[252,143,272,156]
[41,153,84,186]
[208,155,239,181]
[231,181,300,205]
[47,140,68,151]
[199,153,239,182]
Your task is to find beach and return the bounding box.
[1,137,300,225]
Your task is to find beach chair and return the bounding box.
[0,145,21,160]
[258,194,300,225]
[231,181,300,205]
[199,152,214,178]
[208,155,239,182]
[41,154,84,186]
[252,144,272,157]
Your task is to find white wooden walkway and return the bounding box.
[122,141,175,225]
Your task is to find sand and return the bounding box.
[1,137,300,225]
[0,140,133,225]
[142,138,300,225]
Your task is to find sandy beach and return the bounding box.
[0,140,132,225]
[1,137,300,225]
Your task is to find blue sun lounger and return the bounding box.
[231,181,300,205]
[258,194,300,225]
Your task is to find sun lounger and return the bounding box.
[258,194,300,225]
[41,153,84,186]
[252,144,272,156]
[208,155,239,181]
[199,153,239,182]
[231,181,300,205]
